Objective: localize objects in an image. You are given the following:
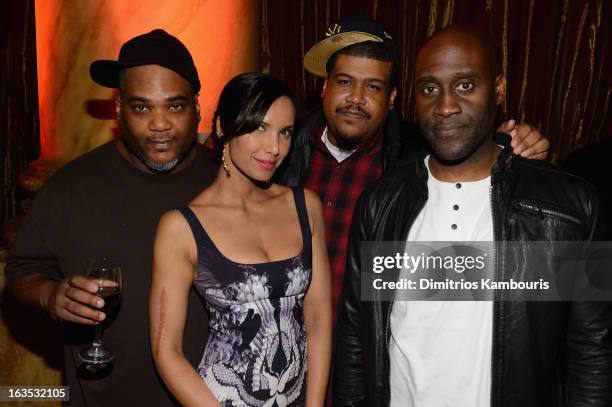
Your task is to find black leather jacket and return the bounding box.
[275,107,422,186]
[334,135,612,407]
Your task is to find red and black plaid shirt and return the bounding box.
[303,127,383,320]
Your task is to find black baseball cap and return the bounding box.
[90,29,201,92]
[303,16,396,77]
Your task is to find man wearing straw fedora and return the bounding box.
[277,16,549,318]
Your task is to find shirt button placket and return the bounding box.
[452,183,461,230]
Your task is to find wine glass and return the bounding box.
[78,258,122,365]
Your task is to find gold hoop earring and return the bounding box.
[222,143,230,178]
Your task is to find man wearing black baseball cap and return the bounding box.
[90,28,201,93]
[90,28,202,174]
[276,16,550,320]
[7,29,216,406]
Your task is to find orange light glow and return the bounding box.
[35,0,260,162]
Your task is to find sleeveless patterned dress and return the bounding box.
[177,187,312,406]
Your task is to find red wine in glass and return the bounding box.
[78,258,122,365]
[99,285,120,315]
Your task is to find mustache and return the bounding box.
[117,117,177,140]
[335,104,372,119]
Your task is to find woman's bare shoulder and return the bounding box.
[187,184,217,208]
[157,209,191,237]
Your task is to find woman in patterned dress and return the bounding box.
[149,73,332,406]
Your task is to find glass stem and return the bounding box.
[93,324,102,348]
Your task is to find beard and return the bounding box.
[325,103,377,150]
[329,129,363,150]
[420,100,497,165]
[117,117,193,174]
[139,155,180,172]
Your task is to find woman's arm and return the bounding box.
[149,210,221,407]
[303,189,333,407]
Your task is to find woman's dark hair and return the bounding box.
[210,72,294,160]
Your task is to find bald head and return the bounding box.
[417,25,501,80]
[413,24,506,169]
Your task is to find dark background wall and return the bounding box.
[264,0,612,160]
[1,1,39,235]
[2,0,611,232]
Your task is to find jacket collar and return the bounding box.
[492,132,515,182]
[381,109,405,170]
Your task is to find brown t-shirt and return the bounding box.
[6,141,217,406]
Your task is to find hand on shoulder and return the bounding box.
[498,119,549,159]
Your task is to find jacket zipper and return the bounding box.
[385,277,397,407]
[512,200,583,225]
[490,184,501,407]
